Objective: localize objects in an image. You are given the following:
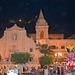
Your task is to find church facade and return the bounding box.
[0,24,41,69]
[0,10,75,68]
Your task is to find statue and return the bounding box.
[12,34,17,40]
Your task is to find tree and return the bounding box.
[39,55,53,67]
[11,52,30,64]
[39,44,54,56]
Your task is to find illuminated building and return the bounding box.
[0,10,75,68]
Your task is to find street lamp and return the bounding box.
[55,52,62,62]
[55,52,62,57]
[58,52,62,56]
[55,53,57,57]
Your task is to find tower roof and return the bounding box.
[36,9,48,26]
[38,9,44,19]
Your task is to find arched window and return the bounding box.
[50,45,56,49]
[40,31,44,39]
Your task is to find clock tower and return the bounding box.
[35,10,49,44]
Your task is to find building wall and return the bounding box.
[35,10,75,58]
[48,34,64,39]
[0,10,75,68]
[0,24,39,64]
[48,39,75,57]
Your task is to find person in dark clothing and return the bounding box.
[23,67,25,72]
[57,67,60,75]
[4,72,6,75]
[4,66,6,75]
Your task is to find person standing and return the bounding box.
[37,67,40,75]
[57,67,60,75]
[73,67,75,75]
[61,65,64,75]
[23,67,25,72]
[31,68,35,75]
[18,64,22,75]
[51,66,53,75]
[14,66,18,75]
[44,66,48,75]
[48,66,51,75]
[34,68,37,75]
[7,69,17,75]
[4,66,6,75]
[53,66,56,75]
[1,67,3,75]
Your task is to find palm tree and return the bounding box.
[39,44,54,56]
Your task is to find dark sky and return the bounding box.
[0,0,75,38]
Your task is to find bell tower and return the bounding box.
[35,9,49,44]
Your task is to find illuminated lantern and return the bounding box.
[19,19,22,22]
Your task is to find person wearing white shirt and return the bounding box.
[7,69,17,75]
[44,66,48,75]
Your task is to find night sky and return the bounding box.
[0,0,75,38]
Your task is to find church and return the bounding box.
[0,10,75,68]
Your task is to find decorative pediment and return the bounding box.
[5,24,23,31]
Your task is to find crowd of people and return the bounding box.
[0,66,18,75]
[0,64,75,75]
[0,66,42,75]
[44,64,75,75]
[30,67,42,75]
[7,66,18,75]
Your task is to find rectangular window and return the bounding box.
[30,57,33,61]
[30,48,33,52]
[61,46,65,49]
